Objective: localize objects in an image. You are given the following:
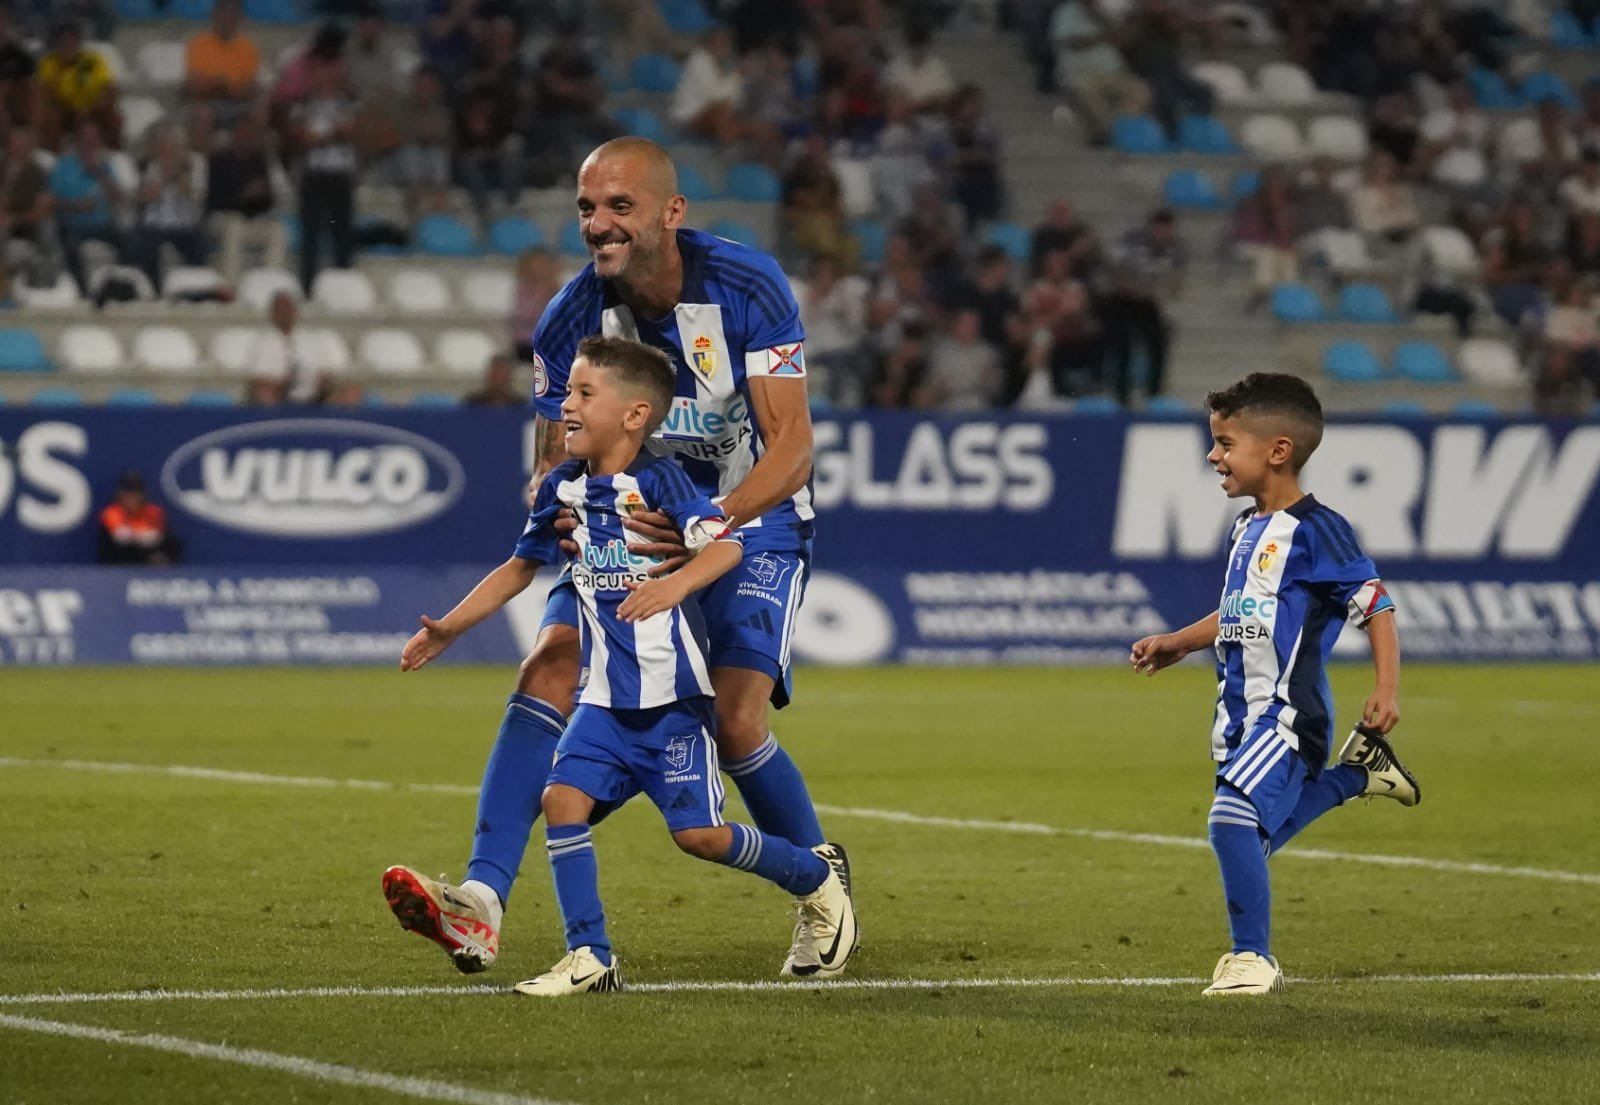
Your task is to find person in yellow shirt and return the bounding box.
[36,22,121,149]
[185,0,260,115]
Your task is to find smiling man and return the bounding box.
[383,137,857,982]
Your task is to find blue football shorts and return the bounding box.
[547,696,725,832]
[1214,722,1313,835]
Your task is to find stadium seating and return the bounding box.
[676,162,720,202]
[1383,400,1427,417]
[1392,341,1457,383]
[1306,116,1368,160]
[488,216,545,256]
[1143,395,1190,416]
[1522,70,1578,108]
[134,326,202,373]
[239,267,301,310]
[244,0,306,23]
[1452,398,1502,418]
[136,40,186,87]
[658,0,718,34]
[630,53,681,94]
[1164,169,1222,211]
[1498,118,1542,163]
[459,270,516,314]
[16,275,82,310]
[1337,283,1401,324]
[725,163,783,203]
[1178,115,1240,154]
[1192,61,1251,105]
[1468,67,1521,109]
[1073,396,1122,415]
[1323,340,1384,382]
[1420,225,1480,276]
[1303,228,1375,277]
[1270,283,1324,322]
[1241,113,1302,160]
[1457,338,1523,386]
[163,266,227,301]
[186,390,238,407]
[982,221,1032,261]
[612,106,670,145]
[435,330,499,377]
[312,270,379,314]
[559,220,589,257]
[108,388,160,406]
[410,392,461,408]
[1255,62,1316,106]
[0,329,50,373]
[31,388,86,406]
[304,329,353,372]
[415,214,480,257]
[852,218,889,267]
[1549,9,1593,48]
[122,96,166,143]
[210,327,258,374]
[359,329,426,375]
[1230,169,1261,200]
[59,326,123,374]
[708,219,759,247]
[387,269,454,314]
[1111,115,1169,154]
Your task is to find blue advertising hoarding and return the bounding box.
[3,409,1598,665]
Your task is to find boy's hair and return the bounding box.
[576,335,677,434]
[1205,372,1325,470]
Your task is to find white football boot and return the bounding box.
[1202,951,1285,996]
[1337,726,1422,807]
[780,843,859,979]
[381,866,499,974]
[512,947,623,996]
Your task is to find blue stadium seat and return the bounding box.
[1271,283,1324,323]
[172,0,216,16]
[0,329,50,373]
[186,390,237,407]
[360,393,387,408]
[630,53,681,94]
[1550,9,1593,48]
[658,0,718,34]
[1163,169,1222,211]
[415,214,480,257]
[559,220,589,258]
[725,163,782,203]
[1143,395,1190,417]
[612,105,669,145]
[1468,67,1521,109]
[1452,398,1501,418]
[244,0,304,22]
[1323,340,1384,382]
[1230,170,1261,202]
[1111,115,1169,154]
[1392,340,1457,383]
[32,388,84,406]
[677,162,720,202]
[982,221,1031,262]
[1522,70,1578,108]
[852,218,889,267]
[1383,400,1427,417]
[357,213,408,256]
[411,392,460,409]
[115,0,159,16]
[488,216,544,256]
[1073,396,1123,416]
[708,219,759,247]
[1337,283,1401,323]
[107,388,159,407]
[1178,115,1239,155]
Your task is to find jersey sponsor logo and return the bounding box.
[532,353,549,397]
[765,343,805,377]
[160,420,465,538]
[656,396,753,462]
[1217,587,1277,642]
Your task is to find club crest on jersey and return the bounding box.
[766,343,805,377]
[664,736,692,774]
[616,488,647,516]
[1256,541,1279,573]
[691,335,718,379]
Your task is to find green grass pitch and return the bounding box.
[3,664,1598,1104]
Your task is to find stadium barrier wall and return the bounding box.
[3,410,1599,665]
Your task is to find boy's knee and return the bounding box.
[542,783,591,825]
[671,826,729,862]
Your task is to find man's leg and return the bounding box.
[712,666,825,850]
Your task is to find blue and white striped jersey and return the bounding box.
[1212,495,1395,770]
[514,453,741,710]
[529,227,812,551]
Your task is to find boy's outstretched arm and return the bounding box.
[1130,611,1220,676]
[400,556,540,671]
[617,539,742,623]
[1361,609,1401,733]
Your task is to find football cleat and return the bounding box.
[1202,951,1285,996]
[1338,725,1422,807]
[780,843,859,979]
[381,866,499,974]
[512,947,623,996]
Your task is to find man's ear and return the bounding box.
[662,194,687,232]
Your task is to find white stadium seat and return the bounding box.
[1497,118,1541,164]
[1306,115,1368,160]
[1193,61,1252,105]
[134,326,202,373]
[163,266,227,300]
[458,270,515,315]
[435,329,499,377]
[388,268,453,313]
[89,41,129,82]
[1457,338,1523,386]
[59,325,124,374]
[210,326,259,374]
[136,40,187,88]
[17,274,82,310]
[239,266,301,311]
[1301,228,1374,275]
[311,269,378,314]
[122,96,166,143]
[1241,113,1303,161]
[1256,62,1316,106]
[302,328,354,373]
[1420,225,1480,277]
[359,328,425,375]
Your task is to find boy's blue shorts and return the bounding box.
[1215,723,1313,835]
[540,537,812,709]
[547,696,725,833]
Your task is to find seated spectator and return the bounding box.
[1295,156,1352,234]
[1523,98,1581,195]
[1350,150,1420,244]
[49,118,125,289]
[963,244,1030,403]
[36,20,120,150]
[418,0,476,90]
[947,85,1003,229]
[1576,82,1600,156]
[246,290,345,405]
[781,134,858,271]
[1024,246,1102,398]
[1482,201,1551,327]
[1029,198,1097,279]
[0,4,38,133]
[97,470,181,566]
[919,307,1001,409]
[184,0,259,123]
[1368,92,1421,174]
[870,316,931,408]
[1231,166,1299,308]
[465,352,525,407]
[1560,150,1600,217]
[743,41,805,142]
[291,55,358,293]
[133,123,207,286]
[872,91,943,223]
[1421,79,1490,159]
[528,21,613,167]
[671,27,750,146]
[796,253,871,406]
[2,126,61,288]
[868,233,935,358]
[456,89,517,220]
[346,4,402,108]
[1102,208,1185,403]
[388,66,452,219]
[1536,277,1600,416]
[509,248,561,361]
[1122,0,1212,138]
[884,26,955,114]
[1051,0,1150,146]
[207,110,286,286]
[1569,211,1600,277]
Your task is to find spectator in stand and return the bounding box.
[1482,200,1552,327]
[1029,197,1097,279]
[781,133,857,271]
[346,4,402,106]
[1559,149,1600,217]
[1536,276,1600,416]
[36,20,120,150]
[1568,211,1600,277]
[871,316,930,408]
[671,27,753,148]
[49,118,125,290]
[1421,79,1490,161]
[183,0,259,123]
[465,352,525,407]
[884,25,955,115]
[0,4,39,133]
[1294,156,1351,233]
[1122,0,1212,139]
[418,0,477,90]
[132,122,207,286]
[1232,166,1299,310]
[1102,208,1185,404]
[1524,98,1581,196]
[1350,150,1419,244]
[920,307,1001,409]
[1023,245,1101,399]
[1051,0,1150,147]
[456,87,518,220]
[1,124,59,287]
[743,41,805,143]
[795,253,871,406]
[964,244,1030,404]
[1575,82,1600,155]
[393,66,452,219]
[947,84,1003,228]
[871,90,942,224]
[509,247,560,361]
[868,233,934,362]
[207,110,286,286]
[97,470,181,566]
[291,54,357,294]
[896,181,964,297]
[528,21,612,168]
[245,290,350,405]
[1368,91,1421,174]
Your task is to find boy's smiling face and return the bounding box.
[1207,412,1293,500]
[560,357,653,460]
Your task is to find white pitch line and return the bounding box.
[4,972,1600,1010]
[0,1012,572,1105]
[5,756,1600,887]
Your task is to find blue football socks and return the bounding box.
[545,823,611,964]
[465,694,564,909]
[1209,787,1272,957]
[723,733,826,849]
[717,822,830,896]
[1267,764,1368,856]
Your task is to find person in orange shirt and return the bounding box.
[184,0,260,116]
[97,470,182,565]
